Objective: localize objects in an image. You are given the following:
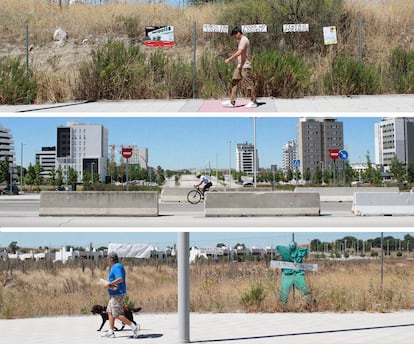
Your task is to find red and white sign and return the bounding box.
[329,149,340,160]
[121,147,133,159]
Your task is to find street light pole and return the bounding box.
[20,142,25,191]
[225,140,233,189]
[91,162,95,184]
[253,117,257,188]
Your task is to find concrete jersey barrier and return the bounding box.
[352,191,414,216]
[296,187,400,202]
[204,192,320,217]
[39,191,159,216]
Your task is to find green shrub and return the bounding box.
[240,282,266,310]
[389,47,414,93]
[254,50,310,98]
[0,57,38,104]
[323,52,381,95]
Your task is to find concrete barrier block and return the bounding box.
[352,192,414,216]
[296,187,400,202]
[204,192,320,217]
[40,191,159,216]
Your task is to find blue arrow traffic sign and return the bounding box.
[339,150,349,160]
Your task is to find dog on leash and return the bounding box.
[91,304,142,331]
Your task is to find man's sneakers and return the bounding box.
[244,101,258,108]
[222,100,258,108]
[132,323,140,338]
[101,329,115,338]
[222,100,235,108]
[101,325,140,339]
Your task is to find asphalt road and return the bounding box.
[1,196,413,228]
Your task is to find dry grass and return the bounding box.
[1,0,414,101]
[1,257,414,319]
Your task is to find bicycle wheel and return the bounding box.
[187,190,202,204]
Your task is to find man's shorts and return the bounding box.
[107,294,125,317]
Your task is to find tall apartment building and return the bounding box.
[0,123,16,183]
[35,146,56,179]
[56,121,108,182]
[297,118,344,175]
[282,140,297,172]
[236,142,258,175]
[374,117,414,172]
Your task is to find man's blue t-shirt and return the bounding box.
[108,262,126,295]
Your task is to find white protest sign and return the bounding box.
[283,23,309,33]
[270,260,318,272]
[323,26,337,45]
[203,24,229,33]
[241,24,267,33]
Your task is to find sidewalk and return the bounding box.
[1,311,413,344]
[1,94,414,113]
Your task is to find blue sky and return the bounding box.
[0,230,411,249]
[0,116,380,171]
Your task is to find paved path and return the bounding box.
[1,94,414,113]
[1,312,414,343]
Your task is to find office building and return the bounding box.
[375,117,414,172]
[236,142,258,175]
[0,123,16,183]
[56,121,108,182]
[282,140,297,172]
[297,118,344,175]
[35,146,56,179]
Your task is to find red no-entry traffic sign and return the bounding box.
[329,149,339,160]
[121,147,133,159]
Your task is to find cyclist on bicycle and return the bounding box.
[195,172,213,197]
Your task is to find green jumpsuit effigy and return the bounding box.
[276,245,312,304]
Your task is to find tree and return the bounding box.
[34,162,43,188]
[303,167,311,181]
[67,166,78,184]
[0,155,10,184]
[310,166,321,184]
[363,152,382,185]
[389,155,406,185]
[25,163,36,190]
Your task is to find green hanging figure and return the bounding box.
[276,241,313,304]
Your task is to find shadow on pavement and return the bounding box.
[192,323,414,343]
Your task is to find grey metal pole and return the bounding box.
[26,25,29,76]
[20,142,24,190]
[126,158,129,191]
[380,232,384,291]
[192,22,197,99]
[359,19,364,63]
[178,232,190,343]
[253,118,257,188]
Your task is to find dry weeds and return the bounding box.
[1,257,413,319]
[1,0,414,100]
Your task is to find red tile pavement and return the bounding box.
[198,99,258,112]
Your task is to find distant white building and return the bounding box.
[128,145,148,169]
[282,140,297,172]
[35,146,56,179]
[236,142,258,175]
[375,117,414,172]
[56,121,108,182]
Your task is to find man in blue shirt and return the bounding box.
[102,252,139,338]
